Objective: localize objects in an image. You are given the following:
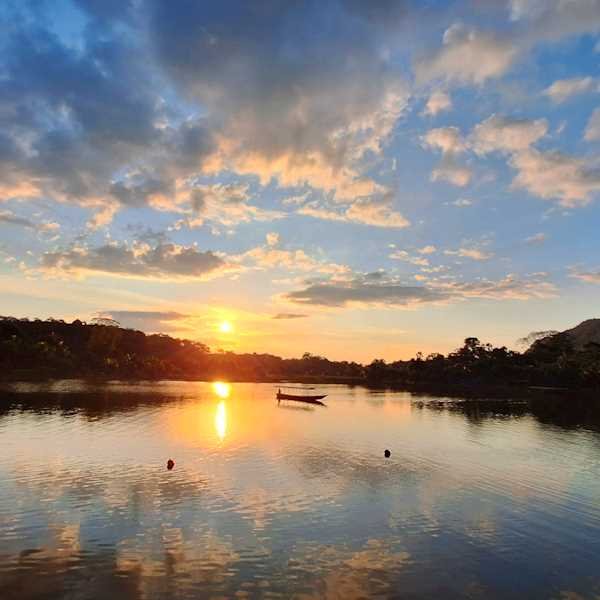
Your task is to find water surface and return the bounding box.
[1,381,600,599]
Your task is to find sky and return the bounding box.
[1,0,600,362]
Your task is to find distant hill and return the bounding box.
[560,319,600,351]
[525,319,600,353]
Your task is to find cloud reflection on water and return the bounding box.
[2,383,600,598]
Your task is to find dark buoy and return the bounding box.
[384,449,391,458]
[167,459,175,470]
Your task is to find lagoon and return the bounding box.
[1,381,600,599]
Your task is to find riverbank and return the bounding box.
[2,372,598,401]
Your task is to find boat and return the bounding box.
[276,387,327,405]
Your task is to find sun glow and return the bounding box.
[212,381,231,398]
[219,321,233,334]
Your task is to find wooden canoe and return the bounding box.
[276,391,327,405]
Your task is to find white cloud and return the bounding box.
[511,148,600,206]
[544,76,596,104]
[418,245,437,254]
[571,269,600,284]
[525,232,547,244]
[415,24,518,86]
[444,247,493,260]
[174,183,285,230]
[471,115,548,155]
[453,198,473,207]
[434,272,557,301]
[298,199,410,228]
[509,0,547,21]
[584,107,600,141]
[422,126,466,154]
[266,232,280,247]
[389,250,430,267]
[422,90,452,117]
[422,126,471,187]
[238,244,349,276]
[431,157,472,187]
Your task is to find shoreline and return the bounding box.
[1,374,598,400]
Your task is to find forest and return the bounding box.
[1,316,599,389]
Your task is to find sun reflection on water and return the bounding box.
[212,381,231,399]
[215,401,227,441]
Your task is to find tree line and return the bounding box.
[1,316,599,389]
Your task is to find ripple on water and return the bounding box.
[2,382,600,599]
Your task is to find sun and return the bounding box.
[219,321,233,334]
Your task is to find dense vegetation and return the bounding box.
[1,316,599,389]
[0,317,363,382]
[366,334,600,389]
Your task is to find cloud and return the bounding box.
[525,232,547,244]
[0,210,59,232]
[422,90,452,116]
[509,0,600,42]
[266,232,280,247]
[283,271,555,308]
[389,250,430,267]
[439,273,557,301]
[147,0,410,200]
[422,126,466,155]
[237,242,350,276]
[417,3,600,90]
[272,313,308,320]
[0,1,416,228]
[510,148,600,206]
[172,183,285,230]
[444,247,493,260]
[37,241,230,281]
[570,270,600,284]
[415,24,518,85]
[422,126,471,187]
[284,275,446,308]
[0,9,181,222]
[344,199,410,228]
[444,113,600,208]
[298,198,410,228]
[431,157,473,187]
[452,198,473,207]
[543,77,596,104]
[418,245,436,254]
[97,310,190,331]
[101,310,188,321]
[584,107,600,141]
[471,115,548,155]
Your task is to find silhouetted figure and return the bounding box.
[167,459,175,470]
[384,449,391,458]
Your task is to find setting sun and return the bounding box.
[219,321,233,334]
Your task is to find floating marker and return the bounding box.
[167,459,175,470]
[384,449,391,458]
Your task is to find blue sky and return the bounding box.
[1,0,600,361]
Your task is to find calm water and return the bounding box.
[2,382,600,599]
